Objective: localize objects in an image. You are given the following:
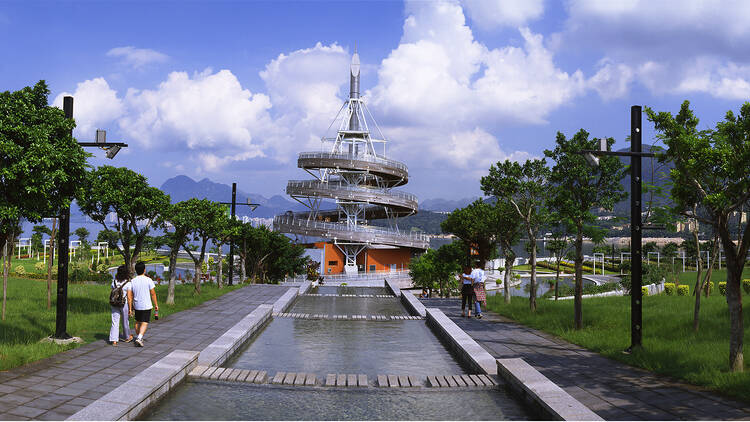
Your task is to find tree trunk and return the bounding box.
[725,251,745,372]
[240,254,246,283]
[2,237,8,321]
[692,228,703,332]
[217,244,223,289]
[167,249,178,305]
[574,230,583,330]
[503,254,512,304]
[529,236,537,311]
[194,261,202,294]
[47,219,57,309]
[554,256,562,300]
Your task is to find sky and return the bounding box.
[2,0,750,202]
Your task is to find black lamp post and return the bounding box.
[55,96,128,339]
[220,183,258,286]
[580,105,657,351]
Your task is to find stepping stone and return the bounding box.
[452,375,467,387]
[254,371,268,384]
[244,370,258,383]
[347,374,357,387]
[209,368,226,380]
[284,372,297,385]
[358,374,368,387]
[336,373,346,386]
[387,375,399,388]
[479,375,498,386]
[227,368,243,381]
[427,376,439,387]
[461,375,476,386]
[294,373,306,386]
[325,374,336,387]
[398,375,409,387]
[377,374,388,387]
[445,375,458,387]
[218,368,233,381]
[469,375,484,387]
[272,372,286,384]
[408,375,420,388]
[236,370,251,382]
[436,376,448,387]
[189,365,208,377]
[202,367,219,379]
[305,373,317,386]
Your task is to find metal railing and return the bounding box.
[286,180,418,204]
[298,152,408,172]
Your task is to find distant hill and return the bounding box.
[612,145,674,215]
[160,175,307,218]
[420,197,478,212]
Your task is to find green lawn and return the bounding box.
[0,276,244,371]
[486,288,750,403]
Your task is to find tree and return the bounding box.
[180,199,227,293]
[1,81,88,320]
[31,225,48,257]
[211,215,236,288]
[647,101,750,372]
[76,166,170,274]
[545,130,626,330]
[493,202,523,304]
[440,200,499,267]
[74,227,89,245]
[481,159,550,311]
[546,228,573,300]
[234,221,256,283]
[157,201,200,304]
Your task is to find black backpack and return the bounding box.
[110,279,130,307]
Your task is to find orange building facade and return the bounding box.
[310,242,414,275]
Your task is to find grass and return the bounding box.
[0,276,245,371]
[486,287,750,403]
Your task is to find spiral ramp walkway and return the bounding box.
[273,50,428,274]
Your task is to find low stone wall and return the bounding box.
[272,288,298,313]
[68,350,198,421]
[384,279,402,297]
[401,291,427,317]
[497,358,602,421]
[425,307,496,375]
[298,280,312,295]
[198,304,273,367]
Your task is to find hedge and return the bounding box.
[677,285,689,296]
[719,282,727,296]
[642,286,649,296]
[704,281,714,295]
[743,279,750,294]
[664,283,676,295]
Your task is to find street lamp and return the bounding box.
[54,96,128,340]
[580,105,657,352]
[220,183,259,285]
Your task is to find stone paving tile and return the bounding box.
[6,405,46,419]
[422,298,750,421]
[0,285,286,421]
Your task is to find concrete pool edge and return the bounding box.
[425,307,497,375]
[67,350,199,421]
[497,358,603,421]
[272,288,298,313]
[400,290,427,317]
[198,304,273,367]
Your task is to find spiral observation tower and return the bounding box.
[274,50,429,275]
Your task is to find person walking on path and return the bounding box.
[471,262,486,319]
[126,261,159,347]
[109,265,133,346]
[460,265,475,317]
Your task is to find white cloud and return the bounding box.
[461,0,544,29]
[119,69,273,166]
[52,78,124,139]
[588,58,634,100]
[107,46,168,69]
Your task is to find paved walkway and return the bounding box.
[0,285,287,421]
[423,298,750,421]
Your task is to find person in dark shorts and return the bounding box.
[125,261,159,347]
[460,265,474,317]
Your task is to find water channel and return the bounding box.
[144,285,534,420]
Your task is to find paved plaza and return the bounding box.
[423,297,750,421]
[0,285,287,420]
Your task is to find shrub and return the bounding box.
[14,265,25,275]
[743,279,750,295]
[34,262,46,272]
[641,286,649,296]
[719,282,727,295]
[677,285,689,296]
[664,283,675,295]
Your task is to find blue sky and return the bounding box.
[2,0,749,201]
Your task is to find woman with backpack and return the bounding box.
[109,265,133,346]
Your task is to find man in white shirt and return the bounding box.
[126,261,159,347]
[471,263,485,319]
